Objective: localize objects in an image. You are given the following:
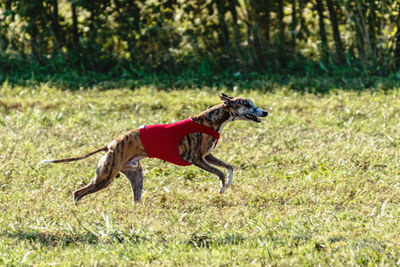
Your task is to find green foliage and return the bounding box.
[1,0,400,79]
[1,84,400,265]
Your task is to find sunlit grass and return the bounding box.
[1,83,400,265]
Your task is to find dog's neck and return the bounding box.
[191,104,233,133]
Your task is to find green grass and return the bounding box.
[1,82,400,266]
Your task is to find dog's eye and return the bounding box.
[244,102,251,108]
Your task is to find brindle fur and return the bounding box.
[40,94,268,203]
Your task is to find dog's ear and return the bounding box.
[220,93,234,107]
[221,93,233,99]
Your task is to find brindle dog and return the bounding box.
[40,94,268,203]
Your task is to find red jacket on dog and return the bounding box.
[139,119,220,166]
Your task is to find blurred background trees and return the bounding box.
[0,0,399,78]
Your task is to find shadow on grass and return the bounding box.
[3,229,249,249]
[3,231,88,247]
[186,232,247,248]
[2,229,147,247]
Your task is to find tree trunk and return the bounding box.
[71,2,79,50]
[51,0,61,54]
[277,0,285,64]
[326,0,344,63]
[395,2,400,68]
[228,1,244,64]
[246,0,266,69]
[215,0,230,49]
[316,0,328,61]
[354,0,371,61]
[30,20,42,62]
[261,0,270,44]
[291,0,297,53]
[367,0,377,54]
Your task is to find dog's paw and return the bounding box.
[219,187,226,194]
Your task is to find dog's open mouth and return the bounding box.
[244,114,262,123]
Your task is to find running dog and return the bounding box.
[40,93,268,203]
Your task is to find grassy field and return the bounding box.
[1,82,400,266]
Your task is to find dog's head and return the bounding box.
[220,93,268,123]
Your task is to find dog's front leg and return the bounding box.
[205,154,233,188]
[191,156,227,193]
[121,161,143,203]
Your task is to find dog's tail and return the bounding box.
[39,145,108,165]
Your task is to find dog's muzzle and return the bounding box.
[245,110,268,123]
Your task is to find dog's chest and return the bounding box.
[207,122,227,154]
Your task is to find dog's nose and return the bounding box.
[262,111,268,117]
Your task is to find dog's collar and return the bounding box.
[231,111,239,121]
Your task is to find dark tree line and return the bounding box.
[1,0,400,75]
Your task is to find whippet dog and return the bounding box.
[40,93,268,203]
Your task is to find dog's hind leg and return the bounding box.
[72,151,123,204]
[121,160,144,203]
[205,154,233,188]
